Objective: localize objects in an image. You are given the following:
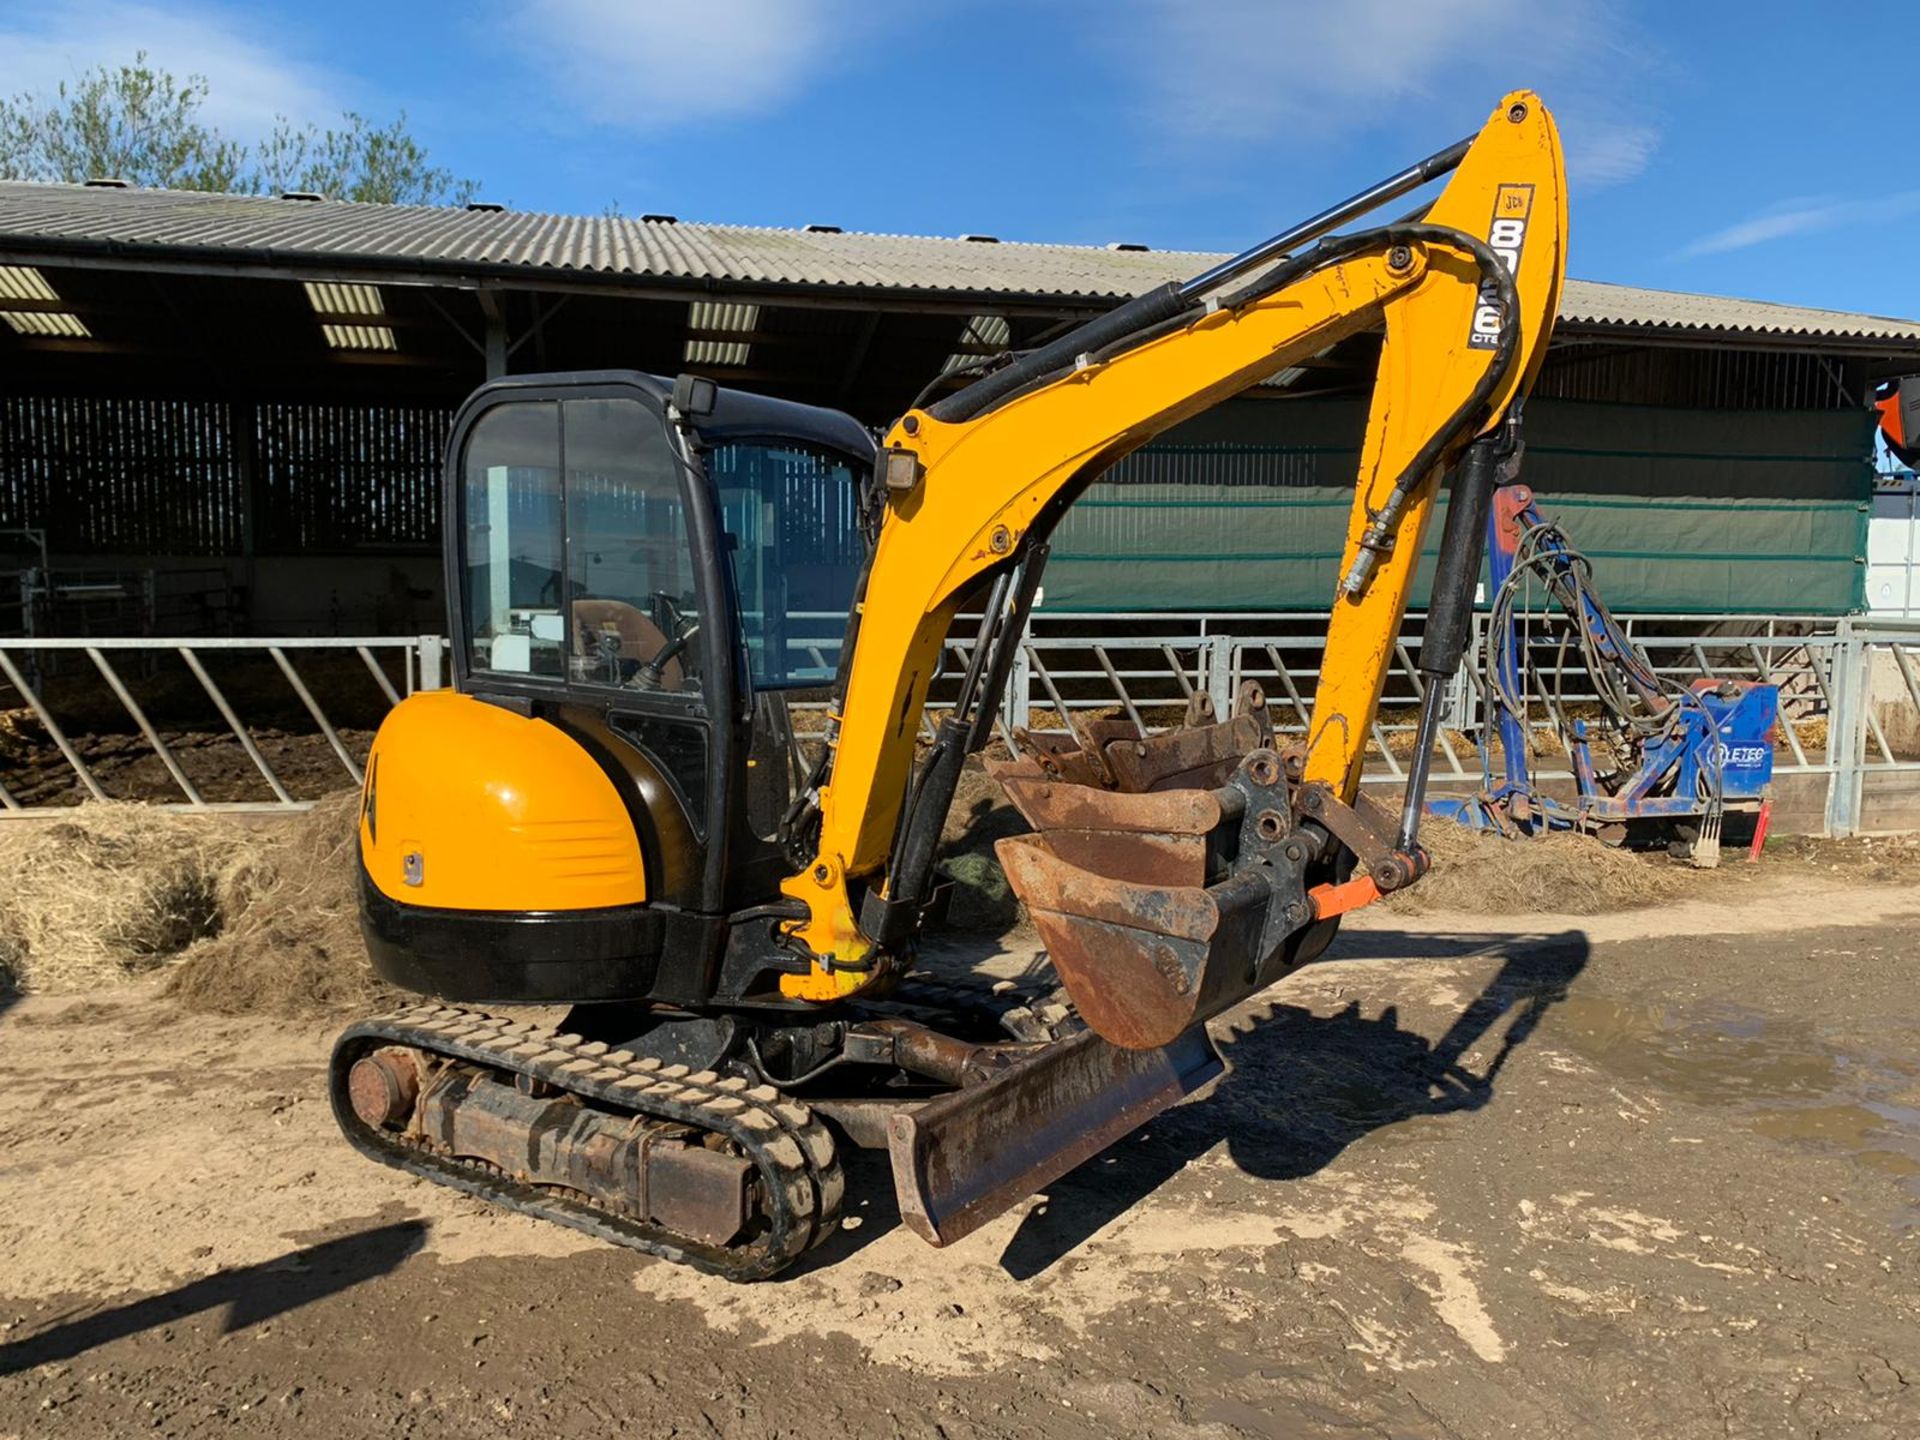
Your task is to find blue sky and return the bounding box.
[2,1,1912,320]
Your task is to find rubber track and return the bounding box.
[330,1004,844,1282]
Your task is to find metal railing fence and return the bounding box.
[4,615,1919,834]
[0,635,443,813]
[895,611,1920,837]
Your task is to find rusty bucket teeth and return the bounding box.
[996,703,1273,797]
[992,707,1323,1052]
[998,830,1290,1051]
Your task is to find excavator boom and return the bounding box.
[779,91,1567,1025]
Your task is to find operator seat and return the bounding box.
[571,598,685,691]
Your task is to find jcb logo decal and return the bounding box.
[1469,183,1533,349]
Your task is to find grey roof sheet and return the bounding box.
[3,180,1917,346]
[1554,278,1920,343]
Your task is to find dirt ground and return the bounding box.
[2,873,1918,1439]
[2,650,393,806]
[0,727,373,806]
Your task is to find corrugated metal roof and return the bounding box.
[2,180,1917,347]
[0,180,1210,298]
[1555,278,1920,343]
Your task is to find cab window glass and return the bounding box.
[709,441,862,689]
[462,402,564,677]
[565,397,703,695]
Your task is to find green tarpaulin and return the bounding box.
[1042,399,1872,614]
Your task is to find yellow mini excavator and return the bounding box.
[332,92,1568,1279]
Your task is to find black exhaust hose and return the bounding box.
[927,282,1190,425]
[1396,434,1503,851]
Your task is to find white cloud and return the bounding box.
[1564,120,1659,187]
[1106,0,1661,189]
[1115,0,1524,142]
[1679,202,1846,258]
[510,0,913,131]
[0,2,341,134]
[1679,191,1920,259]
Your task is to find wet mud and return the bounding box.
[2,890,1919,1437]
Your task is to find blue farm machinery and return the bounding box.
[1428,483,1778,864]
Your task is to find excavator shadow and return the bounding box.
[0,1219,429,1376]
[994,927,1591,1280]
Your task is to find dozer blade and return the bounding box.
[887,1025,1224,1246]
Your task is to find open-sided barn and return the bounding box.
[3,180,1918,634]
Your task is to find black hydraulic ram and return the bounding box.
[1395,427,1516,851]
[1173,134,1472,299]
[860,546,1048,945]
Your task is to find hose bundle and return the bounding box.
[1484,514,1725,821]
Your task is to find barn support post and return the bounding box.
[1003,636,1031,736]
[1824,618,1867,837]
[417,634,445,691]
[230,397,261,630]
[1205,636,1234,720]
[478,291,509,380]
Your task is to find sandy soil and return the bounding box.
[3,882,1919,1438]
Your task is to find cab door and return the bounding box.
[450,380,739,918]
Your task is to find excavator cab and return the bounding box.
[358,372,874,1005]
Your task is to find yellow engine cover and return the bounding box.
[360,691,647,912]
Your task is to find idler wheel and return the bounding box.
[347,1048,420,1130]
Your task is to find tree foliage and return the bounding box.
[256,113,477,206]
[0,57,246,192]
[0,54,478,206]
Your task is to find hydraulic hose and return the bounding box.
[1337,225,1521,599]
[1484,516,1728,824]
[932,219,1517,488]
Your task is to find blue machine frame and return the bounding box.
[1429,484,1777,848]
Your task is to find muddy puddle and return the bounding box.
[1550,994,1839,1102]
[1546,990,1920,1216]
[1747,1103,1920,1182]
